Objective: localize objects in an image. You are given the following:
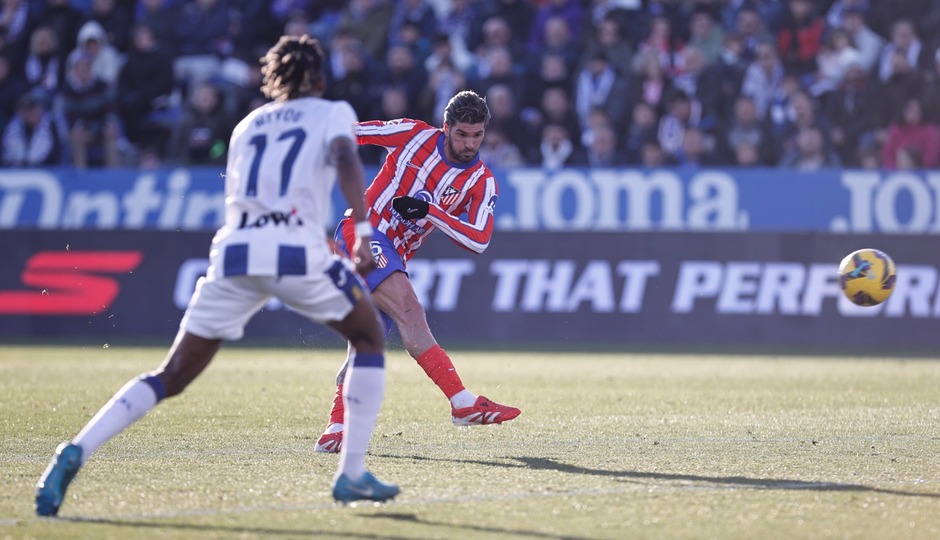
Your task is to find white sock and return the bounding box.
[338,353,385,481]
[449,389,477,409]
[72,376,163,464]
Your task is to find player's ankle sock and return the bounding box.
[327,384,345,427]
[415,345,467,402]
[72,375,166,464]
[339,353,385,481]
[449,389,477,409]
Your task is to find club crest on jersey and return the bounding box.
[440,186,460,207]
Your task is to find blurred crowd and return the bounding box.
[2,0,940,171]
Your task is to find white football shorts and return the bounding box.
[180,259,363,341]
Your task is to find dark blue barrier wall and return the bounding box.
[1,229,935,353]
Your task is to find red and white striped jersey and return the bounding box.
[356,118,498,263]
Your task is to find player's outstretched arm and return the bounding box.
[330,136,375,275]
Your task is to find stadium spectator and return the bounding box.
[632,51,675,115]
[390,20,433,69]
[640,138,667,167]
[524,52,572,110]
[67,20,121,88]
[437,0,480,53]
[530,15,580,75]
[673,46,723,126]
[714,32,750,112]
[686,8,724,66]
[60,53,122,169]
[471,0,535,58]
[485,83,527,147]
[378,44,426,109]
[424,29,473,75]
[39,0,85,67]
[23,26,60,99]
[881,97,940,170]
[734,141,761,166]
[675,126,720,167]
[635,13,684,75]
[721,96,773,165]
[731,5,773,63]
[471,11,531,64]
[775,0,824,77]
[657,91,701,162]
[574,49,631,133]
[779,125,841,170]
[314,90,520,454]
[0,0,34,63]
[468,45,525,101]
[419,54,466,127]
[839,6,884,73]
[822,62,880,166]
[624,100,659,164]
[88,0,132,53]
[809,28,861,98]
[1,90,67,166]
[0,53,26,130]
[135,0,181,52]
[877,19,930,82]
[922,49,940,123]
[581,11,634,79]
[773,90,834,162]
[527,0,584,58]
[479,125,525,168]
[537,121,578,169]
[877,49,925,127]
[117,23,175,149]
[323,40,377,124]
[740,41,784,119]
[520,85,581,161]
[824,0,869,30]
[338,0,393,63]
[168,81,231,165]
[173,0,234,89]
[387,0,438,51]
[579,120,624,167]
[34,35,399,513]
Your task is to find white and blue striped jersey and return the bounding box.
[206,97,357,279]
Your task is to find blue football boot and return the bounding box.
[332,471,400,504]
[35,441,82,516]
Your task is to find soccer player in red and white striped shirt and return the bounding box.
[316,90,521,453]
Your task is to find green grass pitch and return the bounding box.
[1,345,938,539]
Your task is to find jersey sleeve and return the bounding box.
[424,172,498,254]
[355,118,427,151]
[323,100,358,145]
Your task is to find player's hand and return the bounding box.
[392,196,429,220]
[351,237,376,276]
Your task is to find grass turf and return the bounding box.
[1,345,938,539]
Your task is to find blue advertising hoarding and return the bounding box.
[1,166,938,234]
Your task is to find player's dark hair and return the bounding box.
[443,90,491,128]
[260,34,324,101]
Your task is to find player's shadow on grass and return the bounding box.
[375,454,940,499]
[61,517,419,539]
[362,512,594,540]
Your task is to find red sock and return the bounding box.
[416,345,465,399]
[328,384,345,425]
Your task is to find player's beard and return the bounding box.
[446,135,476,163]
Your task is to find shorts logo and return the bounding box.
[440,186,460,207]
[371,241,388,268]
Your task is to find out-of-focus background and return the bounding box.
[2,0,940,353]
